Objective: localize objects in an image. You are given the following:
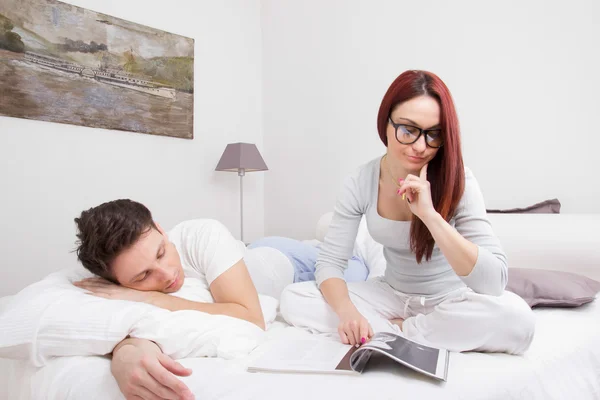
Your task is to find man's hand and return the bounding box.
[111,338,194,400]
[74,277,157,303]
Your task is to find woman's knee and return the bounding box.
[493,292,536,353]
[279,282,321,320]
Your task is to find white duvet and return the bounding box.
[0,267,277,366]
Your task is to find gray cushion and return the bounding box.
[506,268,600,308]
[487,199,561,214]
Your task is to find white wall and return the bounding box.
[0,0,264,296]
[262,0,600,239]
[3,0,599,295]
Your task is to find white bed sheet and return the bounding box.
[1,298,600,400]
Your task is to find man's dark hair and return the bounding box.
[74,199,158,281]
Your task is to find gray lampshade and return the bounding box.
[215,143,268,172]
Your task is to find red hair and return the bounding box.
[377,70,465,263]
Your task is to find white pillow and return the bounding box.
[315,212,334,242]
[0,267,277,366]
[0,295,12,314]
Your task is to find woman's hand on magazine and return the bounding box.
[337,305,374,346]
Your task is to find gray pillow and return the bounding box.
[506,268,600,308]
[487,199,561,214]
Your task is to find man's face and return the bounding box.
[111,225,185,293]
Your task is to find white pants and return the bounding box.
[280,278,536,355]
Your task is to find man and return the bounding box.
[74,199,385,399]
[73,199,265,400]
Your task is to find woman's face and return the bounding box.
[386,95,442,174]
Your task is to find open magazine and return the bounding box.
[247,331,449,381]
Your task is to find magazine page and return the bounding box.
[247,336,360,375]
[350,332,449,381]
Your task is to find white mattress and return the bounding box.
[1,297,600,400]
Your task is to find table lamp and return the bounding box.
[215,143,268,242]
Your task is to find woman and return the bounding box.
[279,70,535,355]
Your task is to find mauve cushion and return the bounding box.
[487,199,561,214]
[506,268,600,308]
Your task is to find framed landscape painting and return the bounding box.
[0,0,194,139]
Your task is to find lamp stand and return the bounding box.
[238,168,245,243]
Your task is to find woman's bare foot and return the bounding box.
[390,318,404,331]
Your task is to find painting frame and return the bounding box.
[0,0,195,139]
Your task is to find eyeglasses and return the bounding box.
[388,118,444,148]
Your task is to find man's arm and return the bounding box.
[75,258,265,329]
[148,259,265,330]
[111,337,194,400]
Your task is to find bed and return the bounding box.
[1,213,600,400]
[1,299,599,400]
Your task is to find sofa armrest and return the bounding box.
[487,214,600,281]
